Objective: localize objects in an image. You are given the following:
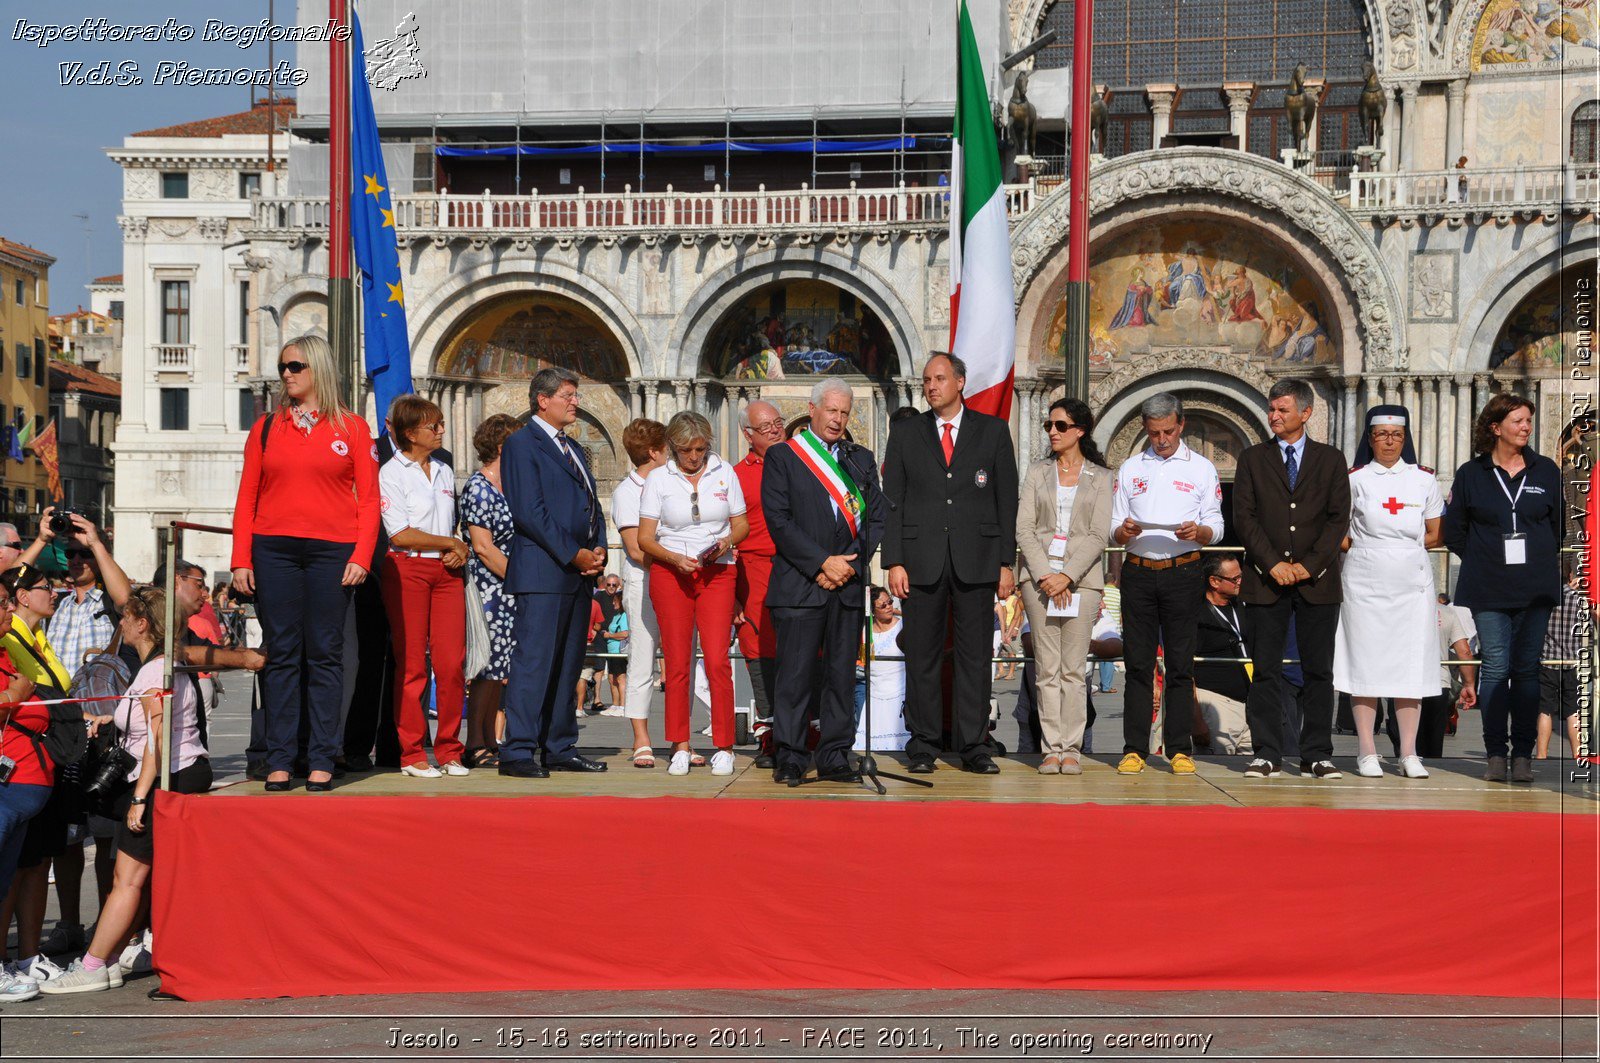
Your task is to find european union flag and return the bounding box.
[350,12,414,433]
[4,427,17,463]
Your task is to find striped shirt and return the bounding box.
[47,586,116,681]
[1542,585,1593,665]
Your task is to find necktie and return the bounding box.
[559,435,597,526]
[941,422,954,465]
[1284,444,1298,491]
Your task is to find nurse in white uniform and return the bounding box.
[1334,405,1445,779]
[857,586,910,751]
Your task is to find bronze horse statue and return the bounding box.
[1285,62,1318,154]
[1089,86,1111,155]
[1358,61,1386,146]
[1007,71,1038,158]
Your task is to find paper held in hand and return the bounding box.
[1047,592,1080,619]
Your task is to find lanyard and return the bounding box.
[1211,603,1254,680]
[1492,467,1526,535]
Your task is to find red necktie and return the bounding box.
[941,422,954,465]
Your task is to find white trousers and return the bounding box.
[622,565,659,720]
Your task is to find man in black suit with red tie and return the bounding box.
[761,378,886,785]
[881,353,1019,774]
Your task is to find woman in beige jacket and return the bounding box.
[1016,397,1114,774]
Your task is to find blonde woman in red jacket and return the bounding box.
[231,335,379,792]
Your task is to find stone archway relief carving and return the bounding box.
[1012,148,1403,370]
[1089,347,1280,411]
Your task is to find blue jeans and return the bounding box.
[1097,660,1115,691]
[0,782,52,900]
[1473,606,1552,759]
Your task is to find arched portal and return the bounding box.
[430,291,633,490]
[700,277,901,455]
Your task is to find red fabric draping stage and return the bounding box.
[153,794,1598,1002]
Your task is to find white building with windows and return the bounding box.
[108,98,295,580]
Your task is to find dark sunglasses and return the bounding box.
[689,490,700,524]
[278,360,310,375]
[1043,419,1079,433]
[3,541,21,550]
[65,548,93,560]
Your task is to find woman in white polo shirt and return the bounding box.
[378,394,471,779]
[638,411,749,777]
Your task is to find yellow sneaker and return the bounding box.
[1116,752,1145,775]
[1170,753,1197,775]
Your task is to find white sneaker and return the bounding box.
[36,958,115,995]
[0,969,39,1003]
[1400,755,1430,779]
[1356,754,1384,778]
[699,724,714,736]
[439,761,471,777]
[710,750,735,776]
[400,763,443,779]
[599,706,625,717]
[667,750,692,776]
[118,939,152,975]
[16,954,65,983]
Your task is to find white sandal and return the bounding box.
[631,746,655,769]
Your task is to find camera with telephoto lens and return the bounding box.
[48,507,85,537]
[82,742,137,803]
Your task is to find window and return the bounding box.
[32,340,44,386]
[238,388,258,430]
[559,167,572,185]
[34,279,43,303]
[109,300,123,320]
[1574,101,1600,166]
[14,343,28,380]
[238,280,251,344]
[239,171,262,198]
[161,172,189,198]
[160,281,190,344]
[159,388,189,431]
[14,280,23,305]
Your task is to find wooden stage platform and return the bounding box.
[211,748,1594,814]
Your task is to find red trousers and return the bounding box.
[380,555,466,768]
[735,553,778,660]
[649,562,737,747]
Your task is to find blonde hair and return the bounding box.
[665,411,713,453]
[122,586,168,650]
[277,334,353,429]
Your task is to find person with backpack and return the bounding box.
[0,565,77,988]
[0,582,54,1004]
[41,587,207,996]
[230,336,379,793]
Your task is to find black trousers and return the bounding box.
[772,597,858,774]
[1245,592,1339,764]
[1120,558,1204,757]
[901,565,996,762]
[342,571,400,767]
[253,535,355,774]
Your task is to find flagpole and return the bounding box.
[328,0,357,413]
[1060,0,1093,401]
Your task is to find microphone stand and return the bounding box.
[851,591,931,794]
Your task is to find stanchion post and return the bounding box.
[161,523,179,793]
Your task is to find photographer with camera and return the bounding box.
[0,582,53,1003]
[18,507,133,683]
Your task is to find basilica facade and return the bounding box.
[109,0,1596,578]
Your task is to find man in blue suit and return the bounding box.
[499,367,609,777]
[762,378,886,785]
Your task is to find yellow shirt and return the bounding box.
[4,614,73,692]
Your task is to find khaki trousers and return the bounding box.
[1019,581,1102,757]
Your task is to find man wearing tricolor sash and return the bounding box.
[761,379,887,786]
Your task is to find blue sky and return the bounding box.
[0,2,299,308]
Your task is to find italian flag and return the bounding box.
[949,0,1016,421]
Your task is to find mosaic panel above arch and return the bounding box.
[705,280,897,381]
[1069,220,1340,373]
[1489,263,1597,369]
[1472,0,1600,70]
[432,292,630,384]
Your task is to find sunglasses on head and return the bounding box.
[1042,419,1078,433]
[278,360,310,375]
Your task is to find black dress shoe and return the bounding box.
[754,753,776,770]
[305,779,334,793]
[545,754,609,773]
[773,764,803,787]
[962,755,1001,775]
[907,754,936,774]
[498,760,550,779]
[263,778,293,793]
[816,764,861,783]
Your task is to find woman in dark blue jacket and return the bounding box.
[1442,394,1565,785]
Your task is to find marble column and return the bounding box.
[1401,375,1419,420]
[1420,375,1439,467]
[1435,376,1455,472]
[673,380,692,422]
[1399,84,1420,174]
[1455,375,1474,466]
[1223,83,1255,152]
[1305,79,1326,156]
[1380,89,1399,173]
[1445,80,1467,174]
[1147,84,1178,150]
[1473,373,1493,417]
[1342,376,1360,459]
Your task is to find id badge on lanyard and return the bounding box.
[1494,468,1528,566]
[1048,534,1069,572]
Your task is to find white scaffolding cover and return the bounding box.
[298,0,1010,126]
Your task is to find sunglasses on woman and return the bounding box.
[278,360,310,375]
[1042,419,1079,433]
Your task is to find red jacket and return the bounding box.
[734,451,774,557]
[231,410,381,569]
